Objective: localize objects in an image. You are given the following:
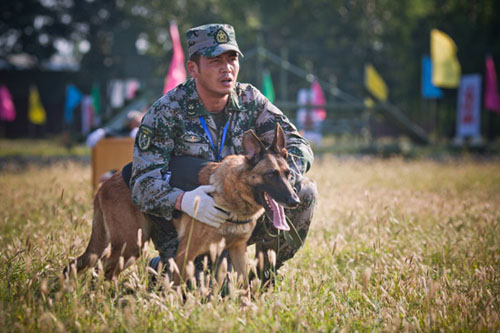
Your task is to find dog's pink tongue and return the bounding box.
[266,193,289,231]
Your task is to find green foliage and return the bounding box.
[2,1,500,135]
[0,0,71,60]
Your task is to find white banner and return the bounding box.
[81,96,93,135]
[456,74,482,140]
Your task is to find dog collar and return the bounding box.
[225,217,253,225]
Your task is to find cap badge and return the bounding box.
[215,29,229,44]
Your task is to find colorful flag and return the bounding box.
[431,29,461,88]
[364,64,388,102]
[456,74,482,140]
[364,97,375,108]
[81,95,93,135]
[28,85,46,125]
[262,70,275,103]
[310,80,327,120]
[64,84,82,124]
[91,83,101,117]
[484,55,500,113]
[421,55,443,99]
[110,80,124,108]
[126,79,139,100]
[163,21,187,94]
[0,85,16,122]
[296,88,312,130]
[296,87,323,145]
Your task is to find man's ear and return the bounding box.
[270,123,287,157]
[242,129,266,165]
[187,60,199,78]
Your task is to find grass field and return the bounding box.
[0,156,499,331]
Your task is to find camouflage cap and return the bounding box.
[186,23,244,59]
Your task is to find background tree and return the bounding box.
[2,0,499,139]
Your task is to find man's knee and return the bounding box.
[296,176,318,208]
[288,176,318,234]
[147,215,179,262]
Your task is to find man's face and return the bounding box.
[189,51,240,98]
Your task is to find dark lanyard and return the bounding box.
[199,115,230,161]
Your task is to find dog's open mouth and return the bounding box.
[263,193,289,231]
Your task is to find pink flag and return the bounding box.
[310,81,327,121]
[163,21,187,94]
[484,55,500,113]
[0,85,16,122]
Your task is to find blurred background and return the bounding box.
[1,0,500,152]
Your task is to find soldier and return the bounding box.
[130,23,317,283]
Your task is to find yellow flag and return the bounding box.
[28,85,46,125]
[364,97,375,108]
[364,64,388,102]
[431,29,461,88]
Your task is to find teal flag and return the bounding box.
[91,83,101,116]
[262,70,275,103]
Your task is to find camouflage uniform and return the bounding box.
[130,23,317,276]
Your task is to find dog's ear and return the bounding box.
[242,129,265,165]
[270,123,288,158]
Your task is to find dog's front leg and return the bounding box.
[228,242,249,288]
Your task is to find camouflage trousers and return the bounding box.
[148,176,317,278]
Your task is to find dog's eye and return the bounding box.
[284,170,290,178]
[265,169,280,178]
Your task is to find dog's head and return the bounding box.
[242,123,300,230]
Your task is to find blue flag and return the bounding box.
[422,55,443,99]
[64,84,82,124]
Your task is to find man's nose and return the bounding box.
[221,61,232,72]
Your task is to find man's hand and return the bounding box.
[180,185,229,228]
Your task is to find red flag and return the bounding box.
[484,55,500,113]
[163,21,187,94]
[0,85,16,122]
[310,81,327,121]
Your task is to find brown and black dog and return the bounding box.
[66,123,299,285]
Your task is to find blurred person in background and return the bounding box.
[86,110,144,147]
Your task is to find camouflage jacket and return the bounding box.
[130,78,314,219]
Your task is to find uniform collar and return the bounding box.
[227,87,241,112]
[184,79,241,117]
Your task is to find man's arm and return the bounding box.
[130,97,229,227]
[130,98,183,220]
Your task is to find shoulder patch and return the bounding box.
[137,125,153,151]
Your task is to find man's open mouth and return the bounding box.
[220,77,233,85]
[262,192,289,231]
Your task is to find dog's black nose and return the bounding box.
[286,193,300,207]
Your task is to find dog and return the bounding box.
[65,123,299,286]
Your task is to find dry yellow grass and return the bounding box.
[0,156,499,331]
